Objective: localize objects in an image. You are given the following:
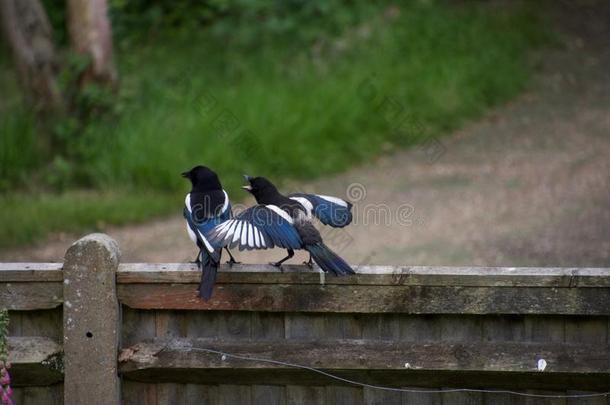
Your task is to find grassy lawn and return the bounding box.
[0,191,176,246]
[0,1,548,248]
[0,191,177,247]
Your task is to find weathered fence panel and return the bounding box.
[1,233,609,404]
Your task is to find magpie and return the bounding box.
[207,175,354,276]
[182,165,237,300]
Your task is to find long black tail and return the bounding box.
[198,252,219,300]
[305,242,354,276]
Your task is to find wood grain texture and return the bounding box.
[399,315,441,342]
[0,263,62,281]
[483,391,526,405]
[156,382,181,405]
[363,388,402,405]
[21,385,63,405]
[122,380,149,405]
[285,313,325,339]
[403,388,442,405]
[565,317,608,344]
[525,316,565,343]
[252,385,285,405]
[252,312,284,340]
[184,384,216,404]
[324,314,363,405]
[9,387,24,404]
[326,385,363,405]
[442,390,483,405]
[8,336,63,386]
[121,306,156,347]
[3,264,609,312]
[152,311,186,404]
[401,315,443,404]
[0,282,62,310]
[218,312,252,340]
[362,314,408,405]
[7,310,22,336]
[566,391,609,405]
[359,315,391,341]
[440,315,484,404]
[116,264,610,287]
[286,385,325,405]
[325,313,363,339]
[117,283,610,315]
[524,391,567,405]
[482,315,526,342]
[119,338,610,375]
[217,384,251,405]
[121,368,610,392]
[6,308,64,405]
[185,311,219,339]
[20,308,62,341]
[4,261,610,404]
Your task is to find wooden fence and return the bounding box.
[1,233,609,404]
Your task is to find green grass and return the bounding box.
[0,1,549,248]
[0,191,177,247]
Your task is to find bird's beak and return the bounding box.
[181,171,189,178]
[242,174,253,191]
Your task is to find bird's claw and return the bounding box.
[226,258,240,267]
[269,261,284,272]
[303,260,313,269]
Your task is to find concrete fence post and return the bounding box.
[63,233,121,404]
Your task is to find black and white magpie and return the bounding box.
[208,175,354,276]
[182,165,236,300]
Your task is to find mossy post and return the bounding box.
[63,233,120,404]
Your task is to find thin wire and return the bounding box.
[174,345,610,399]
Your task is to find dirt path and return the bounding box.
[2,3,609,266]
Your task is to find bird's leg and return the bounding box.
[303,253,313,269]
[225,248,240,266]
[191,250,202,268]
[270,249,295,269]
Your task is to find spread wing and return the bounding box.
[289,193,353,228]
[208,205,302,251]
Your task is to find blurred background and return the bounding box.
[0,0,608,266]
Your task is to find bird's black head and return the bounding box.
[242,175,279,203]
[182,165,222,191]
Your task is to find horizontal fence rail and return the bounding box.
[3,263,610,313]
[116,338,610,390]
[1,234,610,404]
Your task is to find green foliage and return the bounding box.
[0,310,7,359]
[107,0,376,47]
[0,52,40,191]
[59,52,117,120]
[0,1,549,247]
[77,1,547,192]
[0,191,177,248]
[40,0,69,45]
[0,110,38,192]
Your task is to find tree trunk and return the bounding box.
[67,0,117,87]
[0,0,63,114]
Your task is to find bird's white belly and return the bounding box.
[186,222,198,244]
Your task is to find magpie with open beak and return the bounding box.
[182,165,237,300]
[208,175,354,276]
